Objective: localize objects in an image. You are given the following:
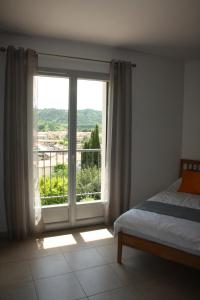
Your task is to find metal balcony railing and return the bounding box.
[38,149,101,205]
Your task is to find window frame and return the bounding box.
[36,67,109,229]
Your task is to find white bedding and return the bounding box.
[114,180,200,256]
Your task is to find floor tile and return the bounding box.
[0,261,32,287]
[64,248,106,271]
[75,265,124,296]
[128,279,200,300]
[122,257,200,300]
[81,236,116,248]
[23,240,60,259]
[59,242,87,254]
[29,253,72,279]
[1,227,199,300]
[110,255,168,285]
[76,228,116,248]
[0,281,37,300]
[88,287,136,300]
[50,231,89,253]
[35,273,86,300]
[96,244,136,263]
[120,254,199,285]
[95,244,116,263]
[59,235,88,253]
[0,242,27,263]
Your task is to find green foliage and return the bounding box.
[76,166,101,202]
[37,109,67,131]
[40,165,101,205]
[37,108,102,132]
[53,164,68,177]
[40,175,68,205]
[58,137,68,147]
[77,109,102,131]
[81,124,101,168]
[39,123,102,205]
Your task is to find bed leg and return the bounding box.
[117,233,123,264]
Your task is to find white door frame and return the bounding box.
[37,68,109,230]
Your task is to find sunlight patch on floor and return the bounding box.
[80,228,113,242]
[37,234,77,249]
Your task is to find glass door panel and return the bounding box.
[36,75,69,207]
[35,73,108,227]
[76,79,106,204]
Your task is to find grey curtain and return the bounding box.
[105,60,132,224]
[4,46,38,239]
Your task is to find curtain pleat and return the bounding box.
[4,46,42,239]
[105,60,132,224]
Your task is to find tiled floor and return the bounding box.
[0,226,199,300]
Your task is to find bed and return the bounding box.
[114,159,200,269]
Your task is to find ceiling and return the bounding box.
[0,0,200,59]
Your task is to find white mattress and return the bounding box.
[114,180,200,256]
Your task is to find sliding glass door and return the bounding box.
[35,71,108,228]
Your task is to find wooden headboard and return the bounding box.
[180,159,200,177]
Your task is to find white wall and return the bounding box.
[0,33,184,231]
[182,61,200,160]
[133,59,183,204]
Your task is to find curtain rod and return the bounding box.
[0,46,136,68]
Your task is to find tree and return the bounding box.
[58,137,68,147]
[76,166,101,202]
[81,124,101,168]
[39,175,68,205]
[39,125,102,205]
[53,164,68,177]
[37,108,102,132]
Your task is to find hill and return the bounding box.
[37,108,102,132]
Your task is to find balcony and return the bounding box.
[38,149,101,205]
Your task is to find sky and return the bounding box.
[36,76,104,111]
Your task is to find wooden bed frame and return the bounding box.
[117,159,200,269]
